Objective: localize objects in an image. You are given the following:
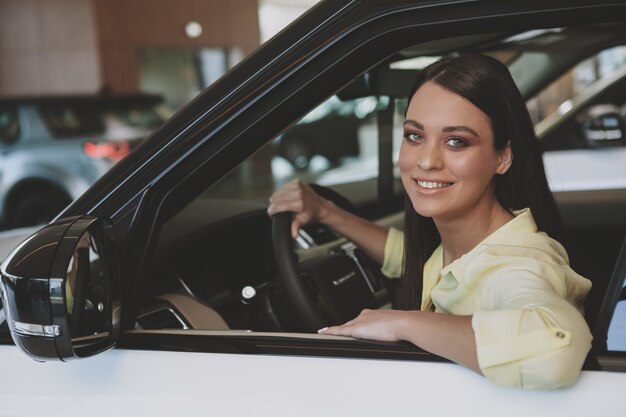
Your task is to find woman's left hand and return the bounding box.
[318,309,414,342]
[320,309,482,374]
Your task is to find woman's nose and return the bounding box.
[417,141,443,170]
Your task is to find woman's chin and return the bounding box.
[412,204,440,219]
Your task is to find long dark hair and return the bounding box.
[398,54,564,310]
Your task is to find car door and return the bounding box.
[2,1,626,416]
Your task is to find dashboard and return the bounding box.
[140,191,400,332]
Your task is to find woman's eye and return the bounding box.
[404,132,423,143]
[446,137,467,148]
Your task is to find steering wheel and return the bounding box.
[271,185,377,332]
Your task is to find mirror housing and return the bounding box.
[0,216,120,361]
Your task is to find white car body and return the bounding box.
[1,340,625,417]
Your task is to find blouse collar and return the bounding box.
[439,208,537,278]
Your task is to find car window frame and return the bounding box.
[48,1,626,364]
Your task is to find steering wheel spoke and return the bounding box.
[272,211,378,332]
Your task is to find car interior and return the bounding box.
[132,23,626,354]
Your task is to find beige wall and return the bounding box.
[93,0,260,93]
[0,0,100,95]
[0,0,260,95]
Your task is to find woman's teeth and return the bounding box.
[417,180,453,189]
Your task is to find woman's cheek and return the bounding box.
[398,145,415,173]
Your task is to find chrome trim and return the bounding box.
[72,332,110,349]
[112,304,121,326]
[296,229,315,249]
[597,355,626,372]
[333,271,356,286]
[0,307,5,325]
[9,320,61,337]
[136,305,190,330]
[171,266,198,298]
[339,242,375,293]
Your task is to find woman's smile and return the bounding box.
[414,178,455,192]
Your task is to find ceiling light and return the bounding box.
[185,21,203,39]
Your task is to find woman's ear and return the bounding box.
[496,142,513,175]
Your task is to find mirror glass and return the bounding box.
[64,229,113,349]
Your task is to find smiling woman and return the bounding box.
[269,54,592,389]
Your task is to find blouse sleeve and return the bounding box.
[381,227,404,279]
[469,252,592,390]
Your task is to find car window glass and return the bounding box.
[146,22,626,340]
[145,92,407,332]
[203,94,399,203]
[606,248,626,352]
[0,107,19,145]
[527,46,626,127]
[149,36,541,334]
[527,46,626,153]
[608,298,626,351]
[38,103,105,138]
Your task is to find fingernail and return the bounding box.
[317,327,328,333]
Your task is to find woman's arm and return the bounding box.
[267,179,389,264]
[319,309,482,374]
[321,264,593,388]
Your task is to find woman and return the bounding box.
[267,54,592,390]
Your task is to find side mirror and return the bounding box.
[0,216,120,361]
[577,104,625,147]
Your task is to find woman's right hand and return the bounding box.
[268,179,389,264]
[267,179,332,239]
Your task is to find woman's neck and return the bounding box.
[435,200,514,267]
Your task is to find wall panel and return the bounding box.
[0,0,260,95]
[93,0,260,93]
[0,0,100,95]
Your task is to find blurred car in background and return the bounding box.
[273,95,388,170]
[0,93,170,229]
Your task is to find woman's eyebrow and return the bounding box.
[403,120,424,129]
[403,120,480,138]
[442,125,480,138]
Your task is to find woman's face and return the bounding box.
[399,82,512,222]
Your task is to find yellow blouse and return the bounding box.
[381,209,592,389]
